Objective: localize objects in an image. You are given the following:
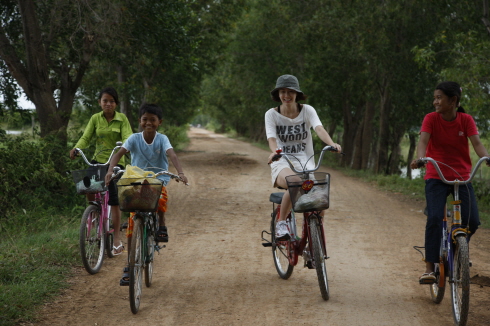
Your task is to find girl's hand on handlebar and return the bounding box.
[69,148,78,160]
[411,159,425,169]
[330,143,342,153]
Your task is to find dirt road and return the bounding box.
[36,128,490,325]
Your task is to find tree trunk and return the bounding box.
[117,65,134,128]
[406,133,417,179]
[375,79,391,174]
[361,101,375,170]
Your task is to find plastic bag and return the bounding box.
[118,165,155,186]
[294,186,329,212]
[76,175,105,193]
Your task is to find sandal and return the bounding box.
[112,242,124,256]
[419,272,436,284]
[156,226,168,243]
[120,266,129,286]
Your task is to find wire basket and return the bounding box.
[286,172,330,213]
[117,178,163,212]
[72,166,108,194]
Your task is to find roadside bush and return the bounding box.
[161,123,189,151]
[0,133,84,226]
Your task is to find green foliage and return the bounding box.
[0,217,79,325]
[160,123,190,151]
[0,133,85,222]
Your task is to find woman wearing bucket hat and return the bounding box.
[265,74,341,240]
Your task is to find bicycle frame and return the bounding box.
[274,203,326,267]
[85,191,112,243]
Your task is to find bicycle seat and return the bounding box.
[270,192,284,204]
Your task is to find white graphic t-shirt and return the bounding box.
[265,104,322,171]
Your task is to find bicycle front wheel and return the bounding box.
[310,215,329,300]
[105,205,114,258]
[129,217,144,314]
[450,236,470,326]
[271,210,294,279]
[79,205,105,274]
[145,215,156,287]
[430,261,446,303]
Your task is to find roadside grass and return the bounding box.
[0,209,80,326]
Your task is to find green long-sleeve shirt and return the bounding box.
[74,111,133,166]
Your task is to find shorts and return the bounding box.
[127,186,168,238]
[270,159,304,187]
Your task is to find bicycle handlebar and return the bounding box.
[417,156,490,185]
[74,141,123,166]
[272,145,340,174]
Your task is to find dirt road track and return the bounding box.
[35,128,490,325]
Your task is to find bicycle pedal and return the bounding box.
[262,243,272,247]
[419,279,436,285]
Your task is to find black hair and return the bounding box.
[435,81,466,113]
[139,103,163,119]
[271,89,308,102]
[98,87,119,105]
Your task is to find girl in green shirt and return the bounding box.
[70,87,133,255]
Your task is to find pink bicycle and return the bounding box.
[71,143,122,274]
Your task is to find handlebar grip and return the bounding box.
[271,154,282,162]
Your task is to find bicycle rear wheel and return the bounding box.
[105,205,114,258]
[310,215,329,300]
[129,217,144,314]
[430,261,446,303]
[145,214,156,287]
[79,205,105,274]
[450,236,470,326]
[271,210,294,279]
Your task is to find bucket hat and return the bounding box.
[270,74,305,102]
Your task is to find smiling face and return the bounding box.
[98,93,117,117]
[278,88,297,105]
[433,89,457,115]
[139,112,162,134]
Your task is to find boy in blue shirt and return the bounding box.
[105,103,188,285]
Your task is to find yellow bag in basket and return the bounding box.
[118,165,155,186]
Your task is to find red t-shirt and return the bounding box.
[421,112,478,180]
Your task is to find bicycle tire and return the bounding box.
[450,236,470,326]
[310,215,329,300]
[144,214,156,287]
[129,217,144,314]
[105,205,114,258]
[430,262,446,303]
[79,205,105,274]
[271,210,294,279]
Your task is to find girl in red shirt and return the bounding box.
[411,81,490,283]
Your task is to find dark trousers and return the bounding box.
[424,179,480,263]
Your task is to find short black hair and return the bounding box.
[98,87,119,105]
[139,103,163,119]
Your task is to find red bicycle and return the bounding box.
[262,146,337,300]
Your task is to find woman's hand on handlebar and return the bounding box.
[329,143,342,153]
[268,152,282,164]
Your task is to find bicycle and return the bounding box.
[71,142,122,274]
[111,166,187,314]
[261,145,338,301]
[413,156,489,326]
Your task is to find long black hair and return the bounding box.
[435,81,465,113]
[98,87,119,105]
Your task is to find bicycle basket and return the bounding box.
[286,172,330,213]
[71,166,108,194]
[117,177,163,212]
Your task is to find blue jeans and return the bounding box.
[424,179,480,263]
